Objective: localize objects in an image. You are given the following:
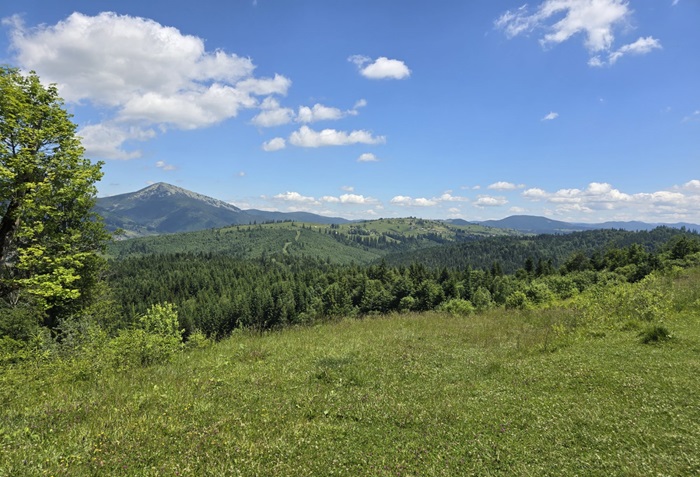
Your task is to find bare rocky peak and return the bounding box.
[133,182,241,212]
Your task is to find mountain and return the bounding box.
[475,215,588,234]
[95,183,349,237]
[470,216,700,234]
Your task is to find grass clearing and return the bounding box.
[2,272,700,476]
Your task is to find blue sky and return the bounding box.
[2,0,699,223]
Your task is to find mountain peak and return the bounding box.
[131,182,241,212]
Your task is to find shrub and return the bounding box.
[438,298,475,317]
[639,325,672,344]
[139,302,183,339]
[472,287,493,312]
[106,329,182,369]
[106,302,184,369]
[505,291,531,310]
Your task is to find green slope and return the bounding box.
[107,218,519,264]
[3,268,699,476]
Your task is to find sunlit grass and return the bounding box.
[2,272,700,476]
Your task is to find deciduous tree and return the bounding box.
[0,67,108,328]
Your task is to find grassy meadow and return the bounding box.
[2,269,700,476]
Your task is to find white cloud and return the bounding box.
[288,126,385,148]
[77,123,155,160]
[341,185,355,192]
[474,196,508,207]
[542,111,559,121]
[495,1,660,66]
[297,103,344,123]
[390,196,438,207]
[488,181,522,190]
[6,12,291,158]
[683,180,700,190]
[438,192,469,202]
[521,181,700,220]
[349,55,411,80]
[340,194,377,205]
[353,99,368,110]
[523,188,548,200]
[273,191,319,205]
[251,97,295,127]
[155,160,176,171]
[358,153,379,162]
[591,36,663,67]
[262,137,286,152]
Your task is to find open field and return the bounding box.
[2,269,699,476]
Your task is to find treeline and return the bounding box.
[383,227,695,273]
[106,229,700,338]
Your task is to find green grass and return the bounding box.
[2,272,700,476]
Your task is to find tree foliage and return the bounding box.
[0,67,108,326]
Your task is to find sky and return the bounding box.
[1,0,699,223]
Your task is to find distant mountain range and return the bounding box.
[465,215,699,234]
[95,183,699,238]
[95,183,349,237]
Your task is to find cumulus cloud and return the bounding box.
[155,160,176,171]
[251,97,295,127]
[296,103,344,123]
[542,111,559,121]
[495,1,660,66]
[474,196,508,208]
[5,12,290,158]
[262,137,286,152]
[273,191,319,205]
[78,123,155,160]
[322,194,378,205]
[358,153,379,162]
[288,126,385,148]
[390,196,438,207]
[488,181,523,190]
[348,55,411,80]
[521,181,700,221]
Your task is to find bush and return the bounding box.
[472,287,493,312]
[106,302,184,369]
[106,329,182,369]
[639,325,672,344]
[139,302,183,339]
[438,298,475,317]
[0,303,43,341]
[505,291,531,310]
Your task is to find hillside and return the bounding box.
[107,217,519,263]
[382,226,698,273]
[3,267,700,476]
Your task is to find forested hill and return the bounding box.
[382,226,698,273]
[107,218,518,264]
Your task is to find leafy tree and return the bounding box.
[0,67,108,328]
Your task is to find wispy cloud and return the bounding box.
[495,1,661,66]
[542,111,559,121]
[155,160,176,171]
